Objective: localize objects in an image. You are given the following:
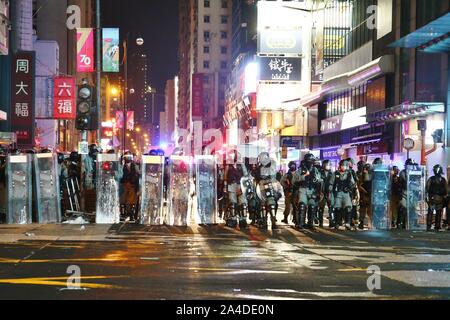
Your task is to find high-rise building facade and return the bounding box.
[178,0,232,143]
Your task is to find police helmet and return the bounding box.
[357,161,365,172]
[70,151,79,162]
[346,158,355,167]
[304,153,316,163]
[258,152,271,167]
[288,161,297,171]
[339,160,349,170]
[433,164,443,176]
[322,159,331,170]
[373,158,383,166]
[405,158,415,167]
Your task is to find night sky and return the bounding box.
[102,0,179,92]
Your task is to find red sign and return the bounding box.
[77,28,94,73]
[53,76,76,119]
[192,73,203,118]
[11,52,35,147]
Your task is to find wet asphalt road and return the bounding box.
[0,222,449,300]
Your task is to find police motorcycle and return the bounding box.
[255,152,283,230]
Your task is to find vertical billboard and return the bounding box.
[0,0,9,55]
[192,73,204,118]
[76,28,94,72]
[102,28,120,73]
[53,76,76,119]
[11,52,35,147]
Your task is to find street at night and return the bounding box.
[1,0,450,305]
[0,217,449,300]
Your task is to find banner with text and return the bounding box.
[11,52,35,147]
[76,28,94,73]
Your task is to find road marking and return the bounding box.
[0,275,126,289]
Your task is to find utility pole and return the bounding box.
[96,0,102,144]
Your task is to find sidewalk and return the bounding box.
[0,224,114,243]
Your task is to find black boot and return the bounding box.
[307,206,316,229]
[427,209,433,232]
[345,208,353,230]
[328,207,335,229]
[318,207,324,228]
[435,209,442,231]
[297,203,307,229]
[334,209,341,230]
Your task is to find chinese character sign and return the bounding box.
[11,52,35,147]
[102,28,120,73]
[77,28,94,72]
[54,76,76,119]
[258,57,302,82]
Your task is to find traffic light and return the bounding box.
[76,83,98,131]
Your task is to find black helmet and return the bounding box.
[288,161,297,169]
[346,158,355,167]
[433,164,443,176]
[322,159,331,170]
[41,148,52,154]
[339,160,349,171]
[57,153,65,164]
[357,160,365,172]
[304,153,315,163]
[405,158,415,167]
[373,158,383,166]
[70,151,79,162]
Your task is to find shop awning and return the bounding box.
[368,102,445,123]
[298,55,394,106]
[388,12,450,53]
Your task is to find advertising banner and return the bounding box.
[192,73,203,118]
[0,0,9,55]
[116,111,124,129]
[11,52,35,147]
[102,28,120,73]
[126,111,134,131]
[76,28,94,72]
[258,56,301,82]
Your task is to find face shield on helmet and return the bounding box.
[339,160,349,172]
[433,165,443,176]
[322,160,331,171]
[258,152,271,167]
[123,152,134,164]
[288,161,297,172]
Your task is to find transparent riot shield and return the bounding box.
[195,156,218,225]
[406,165,427,230]
[140,156,165,225]
[6,155,33,224]
[371,165,391,230]
[167,156,192,226]
[34,153,61,223]
[96,154,121,224]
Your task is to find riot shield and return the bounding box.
[34,153,61,223]
[371,165,391,230]
[96,154,121,224]
[195,156,218,225]
[167,156,192,226]
[6,155,33,224]
[406,165,427,230]
[140,156,165,225]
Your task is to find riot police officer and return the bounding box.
[330,160,357,230]
[346,158,359,228]
[426,165,448,231]
[293,154,322,229]
[224,150,248,229]
[281,161,297,224]
[397,159,415,229]
[255,152,282,230]
[318,160,334,228]
[120,151,140,221]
